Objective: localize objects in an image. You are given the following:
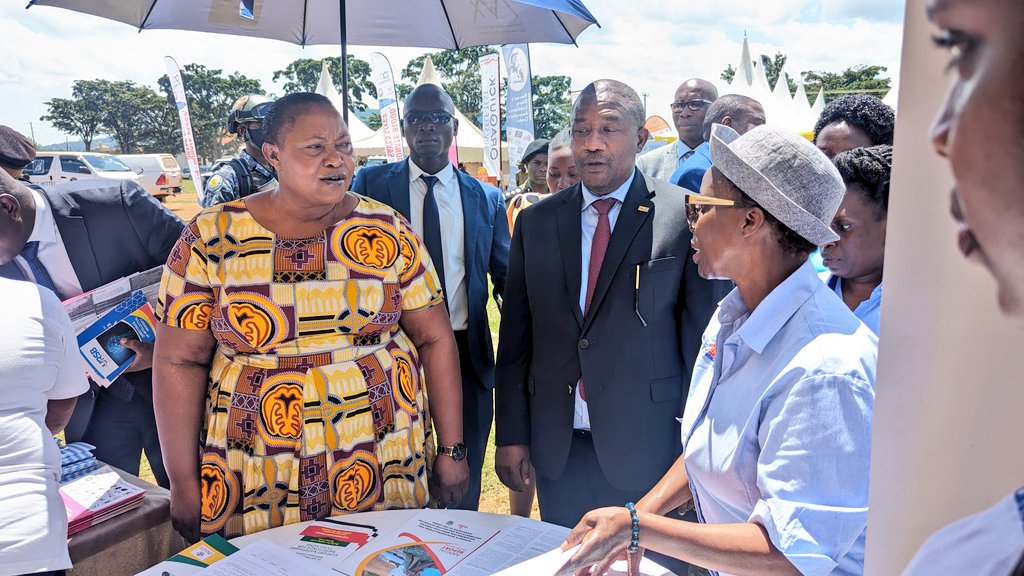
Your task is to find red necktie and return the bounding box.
[580,197,617,400]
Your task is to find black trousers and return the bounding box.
[536,430,694,575]
[81,388,169,488]
[448,329,493,511]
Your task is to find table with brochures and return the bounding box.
[68,465,186,576]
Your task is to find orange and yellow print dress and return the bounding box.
[157,197,443,538]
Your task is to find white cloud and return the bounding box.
[0,0,903,146]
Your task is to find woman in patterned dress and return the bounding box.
[152,93,468,543]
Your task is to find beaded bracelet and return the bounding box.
[625,501,640,553]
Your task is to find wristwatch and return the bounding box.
[437,442,468,462]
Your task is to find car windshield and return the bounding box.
[82,154,133,172]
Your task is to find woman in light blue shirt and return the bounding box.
[821,145,892,336]
[558,125,876,576]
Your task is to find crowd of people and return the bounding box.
[0,0,1021,574]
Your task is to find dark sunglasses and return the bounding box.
[404,111,453,126]
[670,99,713,112]
[685,193,739,228]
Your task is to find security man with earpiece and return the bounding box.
[200,94,278,207]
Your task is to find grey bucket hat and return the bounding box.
[710,124,845,245]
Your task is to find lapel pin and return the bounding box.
[637,205,650,213]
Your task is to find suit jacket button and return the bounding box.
[579,338,590,349]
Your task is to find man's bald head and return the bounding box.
[0,168,37,265]
[571,79,649,195]
[672,78,719,147]
[703,94,766,140]
[573,79,647,130]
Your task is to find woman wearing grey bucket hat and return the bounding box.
[558,124,877,576]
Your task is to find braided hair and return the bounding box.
[832,144,893,220]
[812,94,895,146]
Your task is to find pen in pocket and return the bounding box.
[635,264,647,327]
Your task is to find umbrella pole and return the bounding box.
[340,0,349,125]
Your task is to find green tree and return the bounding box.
[531,75,572,139]
[364,112,382,131]
[90,80,167,153]
[800,65,891,104]
[41,80,108,151]
[398,47,496,128]
[157,63,264,160]
[271,56,377,111]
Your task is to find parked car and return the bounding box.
[23,151,139,187]
[117,154,183,200]
[182,164,213,182]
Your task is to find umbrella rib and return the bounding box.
[300,0,309,45]
[438,0,459,48]
[139,0,159,32]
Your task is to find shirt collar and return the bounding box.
[26,186,58,245]
[721,259,822,354]
[580,170,635,212]
[408,158,456,187]
[676,139,695,159]
[239,149,274,178]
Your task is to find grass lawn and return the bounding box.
[143,183,537,518]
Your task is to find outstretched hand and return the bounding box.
[556,507,643,576]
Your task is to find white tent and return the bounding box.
[314,60,375,142]
[352,55,507,164]
[727,35,821,134]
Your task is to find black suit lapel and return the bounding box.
[582,171,654,333]
[458,172,480,286]
[388,161,412,220]
[43,188,103,292]
[556,186,584,328]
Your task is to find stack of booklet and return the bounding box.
[58,441,99,482]
[59,465,146,535]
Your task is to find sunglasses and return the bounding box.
[670,99,713,112]
[685,193,740,228]
[404,111,454,126]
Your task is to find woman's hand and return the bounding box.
[170,477,202,544]
[430,454,469,507]
[557,506,642,576]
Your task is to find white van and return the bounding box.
[117,154,183,200]
[23,151,139,187]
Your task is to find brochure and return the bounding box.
[288,518,379,566]
[75,289,156,386]
[59,465,146,535]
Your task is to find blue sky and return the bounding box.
[0,0,904,146]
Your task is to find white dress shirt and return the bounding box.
[681,260,877,576]
[573,172,635,430]
[407,160,467,331]
[14,187,84,300]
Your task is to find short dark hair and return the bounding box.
[832,144,893,219]
[263,92,334,145]
[704,94,761,139]
[812,94,895,146]
[574,80,646,130]
[716,169,816,258]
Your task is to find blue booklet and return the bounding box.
[76,289,156,386]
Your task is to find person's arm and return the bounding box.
[398,304,468,507]
[493,215,533,492]
[636,452,693,515]
[559,509,799,576]
[45,398,78,435]
[44,287,89,435]
[153,323,216,543]
[488,184,510,301]
[118,179,186,266]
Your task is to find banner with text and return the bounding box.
[164,56,204,203]
[501,44,536,170]
[479,53,501,179]
[369,52,405,163]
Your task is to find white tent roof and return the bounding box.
[726,35,821,134]
[314,60,375,141]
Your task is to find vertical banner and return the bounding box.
[479,53,501,180]
[369,52,406,163]
[501,44,536,170]
[164,56,204,204]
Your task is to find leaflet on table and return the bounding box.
[287,518,379,566]
[62,265,163,332]
[338,509,500,576]
[494,538,674,576]
[75,289,156,386]
[134,535,239,576]
[453,516,570,575]
[59,464,146,535]
[201,540,339,576]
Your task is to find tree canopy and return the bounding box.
[720,52,890,104]
[272,56,377,110]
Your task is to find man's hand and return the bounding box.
[121,338,154,372]
[430,454,469,508]
[170,477,202,544]
[495,444,531,492]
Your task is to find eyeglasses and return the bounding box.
[670,99,713,112]
[685,193,739,228]
[404,111,453,126]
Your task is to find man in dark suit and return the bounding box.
[352,83,510,511]
[0,166,184,487]
[494,79,728,542]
